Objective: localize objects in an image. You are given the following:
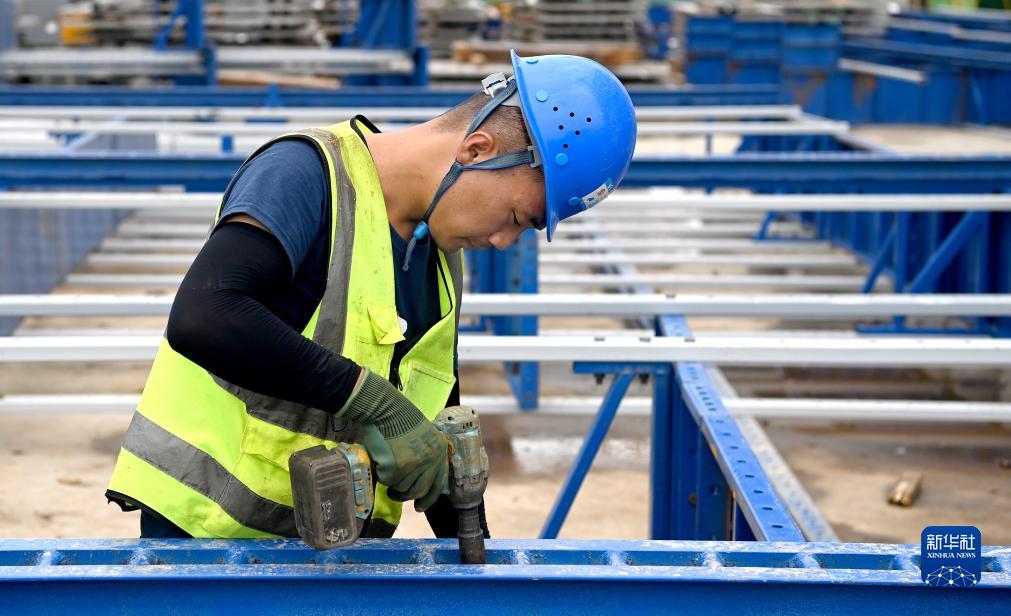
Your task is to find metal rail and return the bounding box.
[7,293,1011,318]
[5,335,1011,367]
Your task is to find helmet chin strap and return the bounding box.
[402,77,539,271]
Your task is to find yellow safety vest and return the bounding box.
[107,119,463,539]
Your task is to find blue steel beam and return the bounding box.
[0,539,1008,614]
[0,84,785,108]
[844,38,1011,71]
[625,154,1011,191]
[4,153,1011,192]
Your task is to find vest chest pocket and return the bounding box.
[342,300,404,376]
[398,358,457,420]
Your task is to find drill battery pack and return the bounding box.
[289,444,372,551]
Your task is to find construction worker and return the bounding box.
[106,51,637,540]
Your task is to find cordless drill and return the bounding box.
[289,406,490,563]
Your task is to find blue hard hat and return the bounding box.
[511,50,637,241]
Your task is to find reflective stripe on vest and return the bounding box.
[107,119,463,538]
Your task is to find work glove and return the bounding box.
[337,368,449,512]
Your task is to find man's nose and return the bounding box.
[488,226,524,250]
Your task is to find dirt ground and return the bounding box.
[2,360,1008,545]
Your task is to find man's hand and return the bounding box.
[337,368,449,511]
[360,423,449,511]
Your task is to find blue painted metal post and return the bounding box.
[496,231,539,410]
[0,0,14,52]
[753,212,777,240]
[861,223,896,293]
[650,366,674,539]
[674,376,699,539]
[540,370,636,538]
[908,211,989,293]
[891,211,911,328]
[694,420,731,540]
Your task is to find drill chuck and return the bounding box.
[455,506,487,565]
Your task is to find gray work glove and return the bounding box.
[337,368,449,512]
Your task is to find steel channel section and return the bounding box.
[676,362,803,542]
[654,314,801,543]
[5,154,1011,192]
[708,366,839,543]
[1,539,1008,613]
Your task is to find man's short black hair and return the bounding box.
[435,92,532,155]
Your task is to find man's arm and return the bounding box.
[166,217,363,410]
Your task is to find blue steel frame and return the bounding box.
[1,539,1008,613]
[3,153,1011,192]
[0,83,786,108]
[680,11,1011,125]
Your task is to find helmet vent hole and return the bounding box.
[563,144,568,149]
[586,117,592,122]
[575,130,581,136]
[569,112,574,117]
[552,107,558,112]
[558,124,564,130]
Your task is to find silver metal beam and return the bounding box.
[5,192,1009,213]
[636,121,850,137]
[82,251,860,270]
[0,49,203,76]
[553,222,802,237]
[539,253,859,269]
[100,238,205,252]
[3,392,1008,422]
[726,398,1011,423]
[0,47,414,77]
[838,58,926,85]
[65,272,880,290]
[64,274,184,288]
[5,118,849,139]
[547,239,834,253]
[5,335,1011,367]
[602,192,1011,212]
[539,273,879,291]
[7,293,1010,318]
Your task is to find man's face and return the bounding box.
[427,165,547,253]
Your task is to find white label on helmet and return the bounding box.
[580,179,614,210]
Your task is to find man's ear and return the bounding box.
[457,130,498,164]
